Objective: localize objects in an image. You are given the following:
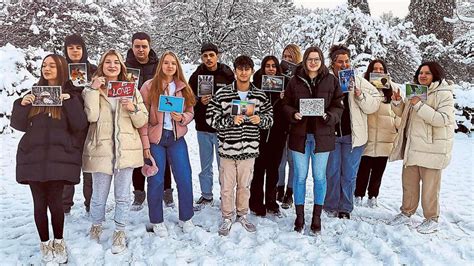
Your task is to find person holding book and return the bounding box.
[206,55,273,236]
[82,49,148,254]
[282,47,344,234]
[277,44,303,209]
[10,54,88,263]
[249,55,288,217]
[188,42,235,210]
[139,51,196,237]
[323,44,381,219]
[389,62,455,234]
[62,33,98,215]
[125,32,175,211]
[354,59,399,208]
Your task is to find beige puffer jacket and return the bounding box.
[348,76,383,148]
[391,80,455,169]
[82,87,149,175]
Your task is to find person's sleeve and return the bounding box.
[10,98,32,132]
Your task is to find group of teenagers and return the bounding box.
[11,31,455,263]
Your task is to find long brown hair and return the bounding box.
[29,54,68,120]
[93,49,128,91]
[149,51,196,107]
[302,46,329,78]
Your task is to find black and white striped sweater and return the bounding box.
[206,82,273,160]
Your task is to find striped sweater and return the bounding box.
[206,82,273,160]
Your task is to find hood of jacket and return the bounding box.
[125,48,159,68]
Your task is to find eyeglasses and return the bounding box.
[306,58,321,63]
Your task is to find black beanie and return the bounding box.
[64,33,88,63]
[200,42,219,54]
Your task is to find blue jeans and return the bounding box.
[147,130,194,223]
[291,134,330,206]
[196,131,220,199]
[324,135,365,213]
[277,137,294,188]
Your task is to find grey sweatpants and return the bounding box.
[90,168,133,230]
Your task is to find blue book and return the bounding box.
[158,95,185,113]
[338,69,355,93]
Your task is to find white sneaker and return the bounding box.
[368,197,378,208]
[152,222,169,237]
[388,212,410,226]
[417,218,439,234]
[236,215,256,233]
[111,230,127,254]
[89,224,102,242]
[354,196,362,206]
[53,239,68,263]
[40,240,54,262]
[218,218,233,236]
[179,219,194,233]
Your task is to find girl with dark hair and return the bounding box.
[249,55,287,217]
[354,59,399,207]
[83,49,148,253]
[282,46,344,234]
[10,54,88,263]
[139,51,196,237]
[389,61,454,234]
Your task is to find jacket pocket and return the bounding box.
[97,122,113,141]
[425,124,433,144]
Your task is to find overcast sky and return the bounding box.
[293,0,410,18]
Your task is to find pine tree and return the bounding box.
[407,0,455,44]
[348,0,370,15]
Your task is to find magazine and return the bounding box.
[68,63,87,87]
[31,86,62,106]
[197,75,214,96]
[369,73,390,90]
[158,95,185,113]
[405,83,428,102]
[107,81,135,99]
[261,75,285,92]
[126,67,140,89]
[231,99,255,116]
[299,98,325,116]
[338,69,355,93]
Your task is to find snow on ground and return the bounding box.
[0,128,473,265]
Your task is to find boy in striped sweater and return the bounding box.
[206,55,273,236]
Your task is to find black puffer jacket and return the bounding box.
[125,49,159,89]
[282,65,344,153]
[189,63,234,132]
[10,95,88,185]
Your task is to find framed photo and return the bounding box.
[338,69,355,93]
[369,73,390,90]
[281,60,297,78]
[68,63,87,87]
[299,98,325,116]
[231,99,255,116]
[198,75,214,96]
[405,83,427,102]
[158,95,185,114]
[31,86,62,106]
[261,75,285,92]
[126,67,140,89]
[107,81,135,99]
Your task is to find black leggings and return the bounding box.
[29,181,65,242]
[133,161,172,191]
[355,156,388,198]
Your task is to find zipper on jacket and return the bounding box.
[114,100,121,171]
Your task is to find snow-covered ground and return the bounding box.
[0,127,473,265]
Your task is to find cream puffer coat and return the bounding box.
[364,85,400,157]
[348,75,383,148]
[82,87,149,175]
[391,80,455,169]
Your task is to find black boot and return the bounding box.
[282,187,293,209]
[310,204,323,234]
[294,205,305,233]
[276,186,285,202]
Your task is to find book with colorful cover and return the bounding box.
[281,60,297,78]
[338,69,355,93]
[261,75,285,92]
[231,99,255,116]
[32,86,62,106]
[197,75,214,96]
[369,73,390,90]
[126,67,140,89]
[68,63,87,87]
[158,95,185,113]
[107,81,135,99]
[405,83,428,102]
[299,98,325,116]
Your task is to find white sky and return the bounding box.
[293,0,410,18]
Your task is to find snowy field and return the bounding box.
[0,127,473,265]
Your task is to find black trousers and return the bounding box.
[355,156,388,198]
[133,161,172,191]
[250,128,287,212]
[62,172,92,212]
[29,181,65,242]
